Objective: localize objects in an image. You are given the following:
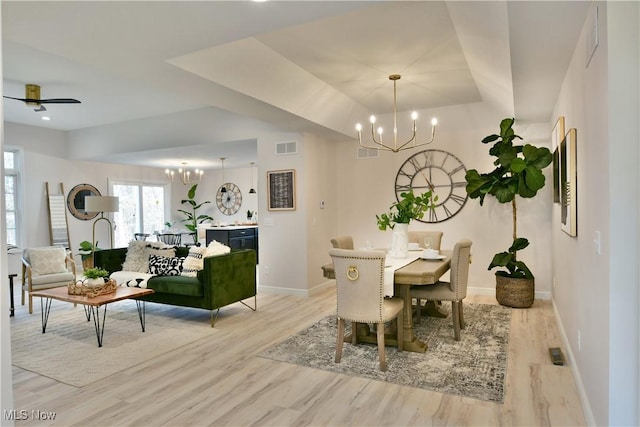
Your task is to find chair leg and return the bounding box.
[28,294,33,314]
[21,287,25,305]
[396,310,403,352]
[458,300,465,329]
[451,301,461,341]
[335,318,345,363]
[414,298,421,324]
[351,321,358,345]
[376,321,387,371]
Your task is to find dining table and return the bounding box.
[322,249,452,352]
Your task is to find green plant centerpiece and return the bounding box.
[376,189,434,258]
[465,118,552,307]
[178,184,214,244]
[82,267,110,287]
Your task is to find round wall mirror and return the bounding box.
[67,183,101,220]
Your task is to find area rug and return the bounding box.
[260,303,511,403]
[11,300,215,387]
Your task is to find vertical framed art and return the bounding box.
[560,128,577,236]
[552,116,565,204]
[267,169,296,211]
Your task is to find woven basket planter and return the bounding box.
[495,275,534,308]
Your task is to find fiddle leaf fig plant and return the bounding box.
[178,184,214,243]
[376,189,435,230]
[465,118,552,279]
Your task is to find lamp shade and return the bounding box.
[84,196,119,213]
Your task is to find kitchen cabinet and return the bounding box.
[206,227,258,263]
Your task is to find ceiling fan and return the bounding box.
[3,84,81,112]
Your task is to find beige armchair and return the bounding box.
[410,239,472,340]
[329,248,403,371]
[22,246,76,314]
[330,236,354,250]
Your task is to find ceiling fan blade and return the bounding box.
[3,96,81,104]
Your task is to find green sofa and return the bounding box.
[93,246,257,326]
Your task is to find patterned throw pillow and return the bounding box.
[122,240,177,273]
[147,255,185,276]
[28,247,67,275]
[180,246,207,277]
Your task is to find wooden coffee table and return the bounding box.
[31,286,155,347]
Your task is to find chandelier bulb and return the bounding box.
[431,117,438,126]
[369,115,376,124]
[411,111,418,120]
[356,123,362,132]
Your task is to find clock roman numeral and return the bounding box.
[448,165,465,176]
[450,193,467,206]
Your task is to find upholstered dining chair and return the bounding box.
[157,233,181,245]
[330,235,354,250]
[409,239,473,340]
[407,230,443,250]
[21,246,76,314]
[329,248,404,371]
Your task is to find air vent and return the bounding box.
[357,147,379,159]
[275,141,298,156]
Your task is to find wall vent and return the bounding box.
[357,146,379,159]
[275,141,298,156]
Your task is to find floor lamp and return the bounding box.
[85,196,119,255]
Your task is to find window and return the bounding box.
[112,183,167,247]
[4,149,22,246]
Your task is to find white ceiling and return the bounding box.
[1,1,590,170]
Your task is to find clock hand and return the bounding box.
[419,170,435,192]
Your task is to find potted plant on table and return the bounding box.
[82,267,109,287]
[178,184,214,244]
[465,118,552,307]
[376,189,434,258]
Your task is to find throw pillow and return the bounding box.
[181,245,207,277]
[148,255,185,276]
[205,240,231,257]
[122,240,177,273]
[27,246,67,275]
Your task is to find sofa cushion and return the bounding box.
[148,255,185,276]
[110,271,154,288]
[27,246,67,275]
[147,275,203,297]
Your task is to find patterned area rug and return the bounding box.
[11,300,215,387]
[260,303,511,403]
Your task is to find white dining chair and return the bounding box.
[329,248,404,371]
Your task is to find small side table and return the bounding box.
[8,273,17,317]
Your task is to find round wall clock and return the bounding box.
[67,183,101,220]
[395,149,468,223]
[216,182,242,215]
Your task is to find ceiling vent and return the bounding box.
[357,147,379,159]
[275,141,298,156]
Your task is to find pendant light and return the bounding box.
[220,157,227,193]
[249,161,256,194]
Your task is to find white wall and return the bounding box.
[552,3,639,425]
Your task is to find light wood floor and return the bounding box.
[9,286,586,426]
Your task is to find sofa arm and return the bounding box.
[202,249,257,309]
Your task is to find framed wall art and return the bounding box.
[560,128,577,237]
[267,169,296,211]
[551,116,565,204]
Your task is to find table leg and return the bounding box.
[395,283,427,352]
[39,297,53,333]
[135,299,146,332]
[90,305,108,347]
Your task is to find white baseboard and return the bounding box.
[551,299,596,426]
[259,279,334,297]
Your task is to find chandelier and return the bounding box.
[165,162,203,185]
[356,74,437,153]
